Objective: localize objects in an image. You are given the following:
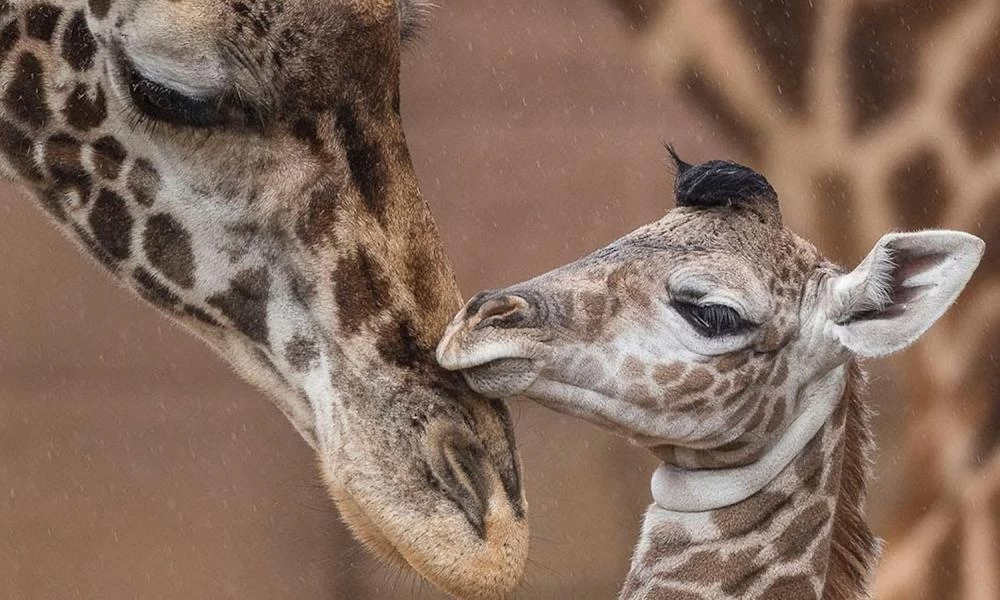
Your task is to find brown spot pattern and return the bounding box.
[61,10,96,71]
[0,118,42,181]
[6,53,50,129]
[88,189,132,261]
[143,213,195,289]
[88,0,110,19]
[0,21,20,67]
[126,158,160,206]
[285,334,319,371]
[889,148,949,231]
[133,266,179,309]
[762,574,816,599]
[25,4,61,41]
[207,267,271,346]
[335,248,391,334]
[92,136,127,180]
[726,0,816,114]
[63,83,107,131]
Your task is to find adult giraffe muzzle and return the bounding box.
[0,0,527,597]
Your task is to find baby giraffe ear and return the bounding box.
[826,230,984,357]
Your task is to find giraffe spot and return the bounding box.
[621,355,645,379]
[712,490,788,538]
[92,135,127,180]
[810,171,857,264]
[88,0,111,19]
[765,398,787,434]
[635,586,700,600]
[775,502,831,561]
[679,64,762,161]
[132,266,179,309]
[72,221,118,270]
[715,436,750,453]
[335,102,388,221]
[625,383,657,409]
[405,243,444,329]
[88,189,132,261]
[184,304,221,328]
[761,574,817,599]
[143,213,195,289]
[45,132,92,208]
[796,432,826,493]
[674,367,713,395]
[127,158,161,206]
[0,20,20,66]
[889,148,949,231]
[716,351,749,373]
[652,362,685,387]
[955,28,1000,158]
[375,317,429,368]
[673,546,764,588]
[296,179,340,246]
[6,53,50,129]
[0,119,42,183]
[579,291,614,338]
[40,184,73,221]
[847,0,969,133]
[769,354,789,387]
[61,10,96,71]
[63,82,107,131]
[207,267,271,346]
[926,516,963,600]
[725,0,816,114]
[335,247,391,334]
[25,4,62,42]
[285,334,319,371]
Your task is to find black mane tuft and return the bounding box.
[666,146,777,210]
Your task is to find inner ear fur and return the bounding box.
[829,230,984,358]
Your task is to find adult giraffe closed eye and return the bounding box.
[0,0,527,597]
[439,152,984,599]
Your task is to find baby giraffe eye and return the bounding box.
[673,301,752,338]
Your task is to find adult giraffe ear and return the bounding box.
[826,231,985,357]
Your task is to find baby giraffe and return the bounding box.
[437,151,984,599]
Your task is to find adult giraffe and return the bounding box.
[0,0,526,597]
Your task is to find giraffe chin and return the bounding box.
[460,358,541,398]
[323,470,529,600]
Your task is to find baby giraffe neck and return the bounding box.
[620,360,878,600]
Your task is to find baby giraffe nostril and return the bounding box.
[472,294,532,330]
[431,436,493,539]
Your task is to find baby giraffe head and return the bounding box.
[438,149,984,510]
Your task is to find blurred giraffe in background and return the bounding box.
[607,0,1000,598]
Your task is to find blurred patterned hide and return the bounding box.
[606,1,1000,598]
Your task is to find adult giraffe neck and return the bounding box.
[651,363,847,512]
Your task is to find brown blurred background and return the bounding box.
[2,1,997,598]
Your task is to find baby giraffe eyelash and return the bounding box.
[672,301,754,338]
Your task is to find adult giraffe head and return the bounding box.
[0,0,527,596]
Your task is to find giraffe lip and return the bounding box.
[460,358,541,398]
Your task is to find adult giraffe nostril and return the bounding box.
[470,293,533,330]
[430,434,494,539]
